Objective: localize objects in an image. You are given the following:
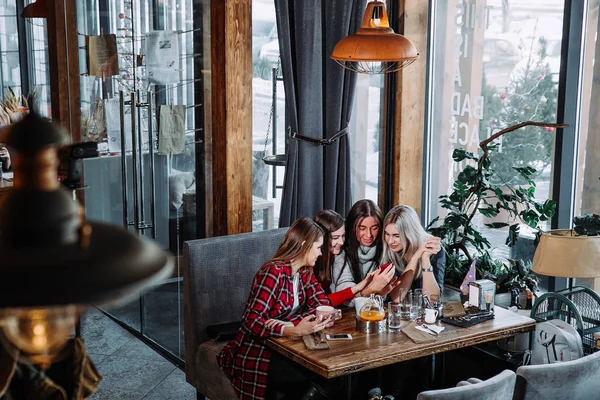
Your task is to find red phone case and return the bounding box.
[380,262,393,270]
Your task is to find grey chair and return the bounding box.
[417,370,516,400]
[513,350,600,400]
[183,228,288,400]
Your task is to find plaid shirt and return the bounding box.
[218,261,330,400]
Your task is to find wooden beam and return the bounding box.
[392,0,429,213]
[24,0,80,141]
[210,0,252,235]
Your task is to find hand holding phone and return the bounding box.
[325,333,353,341]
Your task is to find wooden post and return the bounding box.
[210,0,252,235]
[391,0,429,213]
[22,0,81,142]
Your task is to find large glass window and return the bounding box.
[0,0,21,96]
[574,0,600,291]
[426,1,565,281]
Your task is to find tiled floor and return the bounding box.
[80,308,196,400]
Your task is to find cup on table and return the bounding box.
[316,305,342,328]
[388,302,402,331]
[354,296,368,316]
[424,308,439,324]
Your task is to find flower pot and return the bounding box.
[494,292,512,309]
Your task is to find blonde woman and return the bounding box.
[381,205,445,300]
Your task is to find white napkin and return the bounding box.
[415,324,445,335]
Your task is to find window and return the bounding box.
[426,1,565,283]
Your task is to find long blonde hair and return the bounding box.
[381,205,431,280]
[270,217,324,266]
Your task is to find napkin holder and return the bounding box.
[468,279,496,311]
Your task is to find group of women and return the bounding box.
[218,199,445,400]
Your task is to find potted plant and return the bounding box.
[427,121,567,299]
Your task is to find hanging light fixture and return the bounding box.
[331,1,419,74]
[0,110,172,367]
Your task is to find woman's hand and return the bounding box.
[353,273,374,295]
[284,315,331,337]
[378,276,402,297]
[265,319,293,329]
[364,264,395,295]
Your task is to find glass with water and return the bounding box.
[399,288,411,321]
[388,302,402,331]
[410,290,424,323]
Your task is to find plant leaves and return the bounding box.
[506,223,520,247]
[484,222,510,229]
[452,148,478,162]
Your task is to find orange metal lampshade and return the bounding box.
[331,1,419,74]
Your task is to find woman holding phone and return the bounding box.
[330,200,398,300]
[381,205,444,301]
[314,209,384,306]
[218,217,338,400]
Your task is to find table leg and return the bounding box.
[344,375,352,400]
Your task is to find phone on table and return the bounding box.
[325,333,353,341]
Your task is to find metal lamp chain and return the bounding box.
[262,56,282,159]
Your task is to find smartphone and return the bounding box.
[379,262,401,277]
[325,333,353,341]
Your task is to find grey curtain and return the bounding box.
[275,0,366,227]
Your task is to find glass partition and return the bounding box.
[75,0,209,362]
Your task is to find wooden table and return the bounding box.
[267,306,535,379]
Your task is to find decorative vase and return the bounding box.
[495,292,512,309]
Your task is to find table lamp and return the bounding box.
[0,108,172,367]
[532,229,600,285]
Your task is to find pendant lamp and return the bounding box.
[331,1,419,74]
[0,110,172,367]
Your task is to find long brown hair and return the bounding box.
[270,217,324,266]
[313,210,345,290]
[342,199,383,283]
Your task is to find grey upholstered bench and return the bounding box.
[183,228,288,400]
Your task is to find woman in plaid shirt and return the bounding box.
[218,217,335,400]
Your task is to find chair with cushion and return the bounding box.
[417,369,516,400]
[183,227,288,400]
[513,350,600,400]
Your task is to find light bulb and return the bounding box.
[0,306,78,363]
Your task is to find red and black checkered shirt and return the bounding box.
[218,261,330,400]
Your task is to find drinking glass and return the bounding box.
[388,302,402,331]
[484,290,494,312]
[398,288,411,321]
[410,292,423,322]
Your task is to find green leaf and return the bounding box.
[521,209,540,228]
[452,148,478,162]
[457,165,480,185]
[478,206,499,218]
[484,222,510,229]
[506,224,520,247]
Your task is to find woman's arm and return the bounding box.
[421,252,441,299]
[241,264,288,338]
[330,254,356,294]
[327,273,374,307]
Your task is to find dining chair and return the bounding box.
[416,369,516,400]
[513,350,600,400]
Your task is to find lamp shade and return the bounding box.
[331,1,419,74]
[532,229,600,278]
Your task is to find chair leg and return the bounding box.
[196,390,207,400]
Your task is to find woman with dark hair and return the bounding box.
[314,210,375,306]
[218,217,335,400]
[331,199,397,300]
[381,205,444,300]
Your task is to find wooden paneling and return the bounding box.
[45,0,81,141]
[268,306,535,378]
[210,0,252,236]
[392,0,429,213]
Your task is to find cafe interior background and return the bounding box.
[0,0,599,390]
